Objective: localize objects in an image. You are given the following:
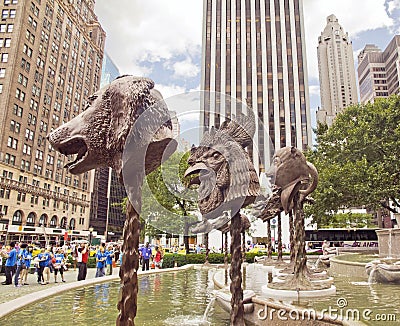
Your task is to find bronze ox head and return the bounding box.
[47,76,177,180]
[267,146,318,213]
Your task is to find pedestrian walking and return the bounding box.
[20,246,33,285]
[53,248,66,283]
[2,242,17,285]
[14,243,28,287]
[77,242,89,281]
[140,242,152,271]
[95,246,107,277]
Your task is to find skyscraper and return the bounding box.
[357,36,400,104]
[0,0,105,243]
[316,14,358,126]
[89,53,126,241]
[200,0,312,172]
[357,44,388,104]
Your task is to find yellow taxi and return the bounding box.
[248,244,268,254]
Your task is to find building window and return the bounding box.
[13,104,23,116]
[7,136,17,149]
[10,120,20,133]
[39,214,47,227]
[4,153,15,165]
[50,215,57,227]
[0,38,11,47]
[12,210,23,225]
[22,143,31,155]
[21,159,30,171]
[15,88,25,101]
[60,216,67,228]
[27,212,35,225]
[16,192,26,202]
[1,53,9,62]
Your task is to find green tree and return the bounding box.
[305,96,400,226]
[141,151,199,252]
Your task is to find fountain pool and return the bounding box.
[0,267,229,326]
[1,263,399,325]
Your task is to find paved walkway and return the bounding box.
[0,267,120,304]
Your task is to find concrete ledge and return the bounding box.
[0,264,195,320]
[261,284,337,300]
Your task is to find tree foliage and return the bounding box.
[305,96,400,226]
[140,151,198,250]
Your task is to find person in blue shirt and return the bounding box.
[37,248,47,284]
[14,243,28,287]
[105,246,114,276]
[2,242,17,285]
[42,248,53,284]
[53,248,66,283]
[20,246,33,285]
[95,246,107,277]
[140,242,152,271]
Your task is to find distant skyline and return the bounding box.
[95,0,400,136]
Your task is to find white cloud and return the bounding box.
[94,0,202,76]
[309,85,320,96]
[387,0,400,14]
[171,58,200,79]
[303,0,394,80]
[155,84,187,99]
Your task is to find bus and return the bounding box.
[305,228,379,249]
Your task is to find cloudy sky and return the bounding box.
[94,0,400,138]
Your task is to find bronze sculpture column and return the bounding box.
[185,105,259,325]
[47,76,177,325]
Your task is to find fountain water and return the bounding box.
[367,265,376,284]
[365,228,400,284]
[202,297,215,323]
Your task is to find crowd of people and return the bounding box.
[0,241,122,287]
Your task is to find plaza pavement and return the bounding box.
[0,266,120,304]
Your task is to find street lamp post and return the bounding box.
[271,218,277,251]
[89,227,94,245]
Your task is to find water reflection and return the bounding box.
[0,268,229,326]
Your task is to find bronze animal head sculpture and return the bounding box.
[47,75,176,180]
[185,109,260,226]
[47,75,177,325]
[267,146,318,213]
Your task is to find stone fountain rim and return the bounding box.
[330,253,370,267]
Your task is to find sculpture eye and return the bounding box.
[213,152,221,159]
